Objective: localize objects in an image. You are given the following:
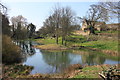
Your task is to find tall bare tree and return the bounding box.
[11,15,28,40]
[60,7,75,45]
[99,2,120,23]
[99,2,120,16]
[79,4,109,34]
[52,5,61,44]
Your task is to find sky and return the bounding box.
[0,1,114,30]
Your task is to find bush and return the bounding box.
[2,35,22,64]
[66,36,87,43]
[85,35,99,41]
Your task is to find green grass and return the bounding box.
[34,33,118,51]
[81,40,118,51]
[74,64,112,78]
[74,66,100,78]
[34,37,63,44]
[95,30,118,34]
[35,38,56,44]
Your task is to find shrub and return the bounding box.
[66,36,87,43]
[85,35,99,41]
[2,35,22,64]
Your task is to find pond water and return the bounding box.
[19,41,119,74]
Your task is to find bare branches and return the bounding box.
[0,3,7,15]
[99,2,120,17]
[86,4,108,23]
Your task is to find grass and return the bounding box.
[34,44,68,50]
[3,64,33,78]
[35,38,56,44]
[81,40,118,51]
[74,64,111,78]
[34,32,118,52]
[95,30,118,34]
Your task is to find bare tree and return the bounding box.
[60,6,75,45]
[79,4,109,34]
[99,2,120,23]
[0,3,7,15]
[52,5,61,44]
[43,15,56,37]
[11,15,28,40]
[99,2,120,16]
[40,5,76,45]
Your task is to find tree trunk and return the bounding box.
[56,35,58,44]
[62,36,64,45]
[64,37,67,46]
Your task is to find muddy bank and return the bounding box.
[71,45,118,57]
[2,63,119,79]
[86,47,118,57]
[34,44,68,50]
[2,64,33,79]
[2,64,82,79]
[22,64,83,78]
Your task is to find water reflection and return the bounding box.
[81,51,106,65]
[41,50,72,73]
[19,41,36,62]
[21,41,119,74]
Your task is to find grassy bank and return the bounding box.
[3,64,33,78]
[81,40,118,51]
[74,64,115,78]
[3,63,119,78]
[34,32,118,54]
[34,44,68,50]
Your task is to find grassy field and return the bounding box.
[34,30,118,52]
[81,40,118,51]
[67,34,118,51]
[95,30,118,34]
[34,44,68,50]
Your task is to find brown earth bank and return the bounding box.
[71,45,118,57]
[2,63,120,79]
[2,64,33,79]
[86,47,118,57]
[34,44,69,50]
[34,44,118,57]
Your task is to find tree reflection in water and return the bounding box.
[20,41,36,62]
[41,50,72,73]
[80,50,106,66]
[19,41,118,74]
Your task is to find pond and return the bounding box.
[19,41,119,74]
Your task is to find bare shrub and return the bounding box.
[2,35,22,64]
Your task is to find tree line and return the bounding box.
[37,2,119,45]
[2,14,36,40]
[2,2,119,42]
[1,1,119,64]
[37,6,80,45]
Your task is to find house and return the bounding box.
[74,20,119,36]
[105,23,119,30]
[81,19,106,31]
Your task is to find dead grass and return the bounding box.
[34,44,68,50]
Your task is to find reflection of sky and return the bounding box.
[23,48,119,74]
[23,49,54,74]
[104,59,119,65]
[69,53,82,64]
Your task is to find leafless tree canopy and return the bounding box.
[99,2,120,17]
